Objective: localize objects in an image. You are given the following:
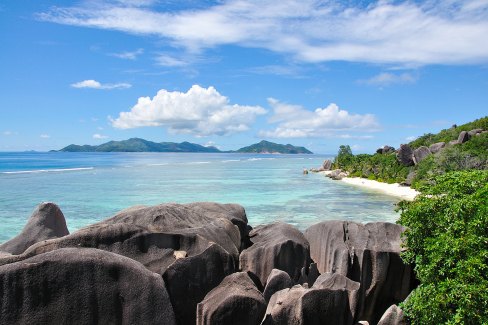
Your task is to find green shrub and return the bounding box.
[398,170,488,324]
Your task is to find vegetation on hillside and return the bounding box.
[397,170,488,324]
[333,117,487,187]
[236,140,313,154]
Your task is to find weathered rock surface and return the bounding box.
[429,142,445,154]
[0,202,69,255]
[100,203,242,262]
[449,139,459,145]
[0,248,176,325]
[328,169,348,180]
[377,146,395,154]
[262,284,354,325]
[468,128,483,136]
[164,243,235,325]
[396,144,414,166]
[457,130,471,144]
[304,221,415,324]
[239,222,311,286]
[322,159,332,170]
[263,269,294,302]
[412,146,431,165]
[196,272,266,325]
[377,305,408,325]
[4,223,211,274]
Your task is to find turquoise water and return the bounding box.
[0,152,401,243]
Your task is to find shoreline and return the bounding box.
[320,171,420,201]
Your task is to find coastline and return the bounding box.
[320,171,420,201]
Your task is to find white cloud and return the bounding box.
[155,54,189,67]
[111,85,266,136]
[359,72,417,87]
[93,133,109,139]
[39,0,488,65]
[71,79,132,90]
[110,48,144,60]
[259,98,379,139]
[406,136,418,141]
[40,134,51,138]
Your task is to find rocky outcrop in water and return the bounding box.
[0,202,69,255]
[0,202,416,325]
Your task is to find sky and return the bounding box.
[1,0,487,154]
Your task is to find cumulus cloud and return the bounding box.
[259,98,379,138]
[359,72,417,87]
[71,79,132,89]
[38,0,488,65]
[93,133,109,139]
[110,85,266,136]
[110,48,144,60]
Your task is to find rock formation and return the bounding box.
[196,272,266,325]
[412,146,431,165]
[239,222,311,286]
[263,269,294,302]
[377,305,408,325]
[304,221,415,323]
[0,202,69,255]
[429,142,445,154]
[396,144,414,166]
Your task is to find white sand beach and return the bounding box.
[321,171,419,201]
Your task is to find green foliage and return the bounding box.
[333,145,354,167]
[397,170,488,324]
[409,116,488,149]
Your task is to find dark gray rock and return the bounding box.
[100,203,242,262]
[0,248,176,325]
[304,221,415,324]
[377,146,395,154]
[312,273,361,321]
[0,202,69,255]
[262,284,354,325]
[396,144,414,166]
[239,222,311,286]
[429,142,445,154]
[196,272,266,325]
[377,305,408,325]
[457,131,471,144]
[263,269,293,302]
[6,223,211,275]
[164,243,235,325]
[468,128,483,136]
[412,146,431,165]
[322,159,332,170]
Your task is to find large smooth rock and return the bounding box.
[377,305,408,325]
[0,248,176,324]
[263,269,294,302]
[239,222,311,286]
[196,272,266,325]
[164,243,235,325]
[262,284,354,325]
[429,142,445,154]
[186,202,250,250]
[468,128,483,136]
[322,159,332,170]
[0,202,69,255]
[396,144,414,166]
[304,221,415,324]
[412,146,431,165]
[3,223,211,274]
[100,203,242,262]
[457,130,471,143]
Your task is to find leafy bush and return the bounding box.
[398,170,488,324]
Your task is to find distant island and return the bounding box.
[58,138,313,154]
[236,140,312,154]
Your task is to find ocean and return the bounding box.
[0,152,401,243]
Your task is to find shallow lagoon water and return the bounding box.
[0,152,401,243]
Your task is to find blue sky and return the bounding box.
[1,0,487,153]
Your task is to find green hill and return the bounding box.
[332,116,487,188]
[59,138,220,153]
[236,140,313,154]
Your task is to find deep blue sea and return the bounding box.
[0,152,401,243]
